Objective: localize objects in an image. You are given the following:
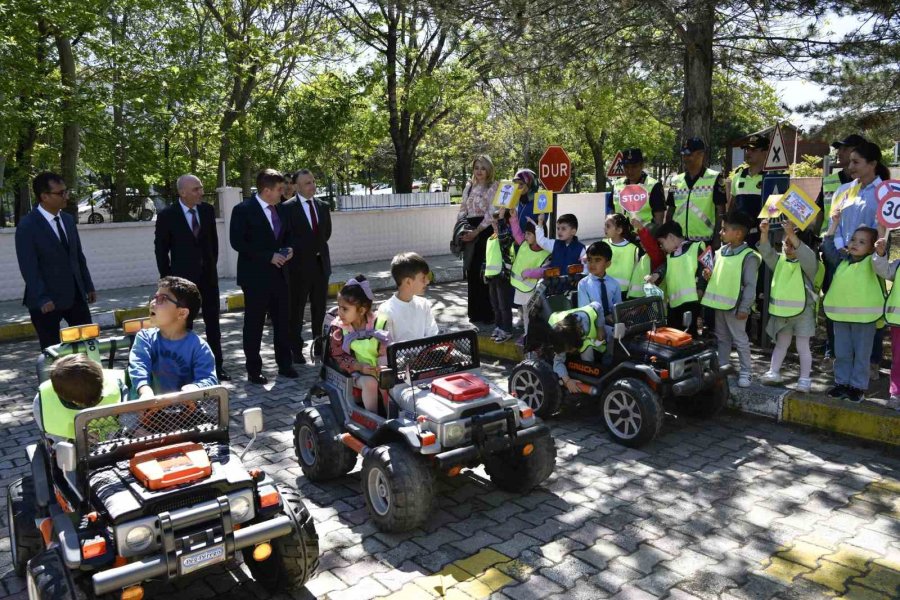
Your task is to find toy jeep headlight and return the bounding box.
[669,358,687,380]
[116,516,159,557]
[125,525,154,552]
[230,493,253,522]
[441,421,466,447]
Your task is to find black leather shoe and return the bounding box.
[217,368,232,382]
[248,374,268,385]
[293,353,307,365]
[278,367,299,379]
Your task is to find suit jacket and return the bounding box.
[229,197,291,290]
[15,207,95,312]
[155,201,218,286]
[283,195,332,278]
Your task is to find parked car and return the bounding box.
[78,189,161,224]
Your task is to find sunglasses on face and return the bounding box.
[149,293,184,307]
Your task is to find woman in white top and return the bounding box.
[457,155,500,324]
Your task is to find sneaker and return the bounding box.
[827,385,848,399]
[760,371,783,385]
[491,327,502,338]
[846,387,864,403]
[494,330,513,343]
[870,364,881,381]
[888,395,900,411]
[738,374,751,388]
[795,378,812,393]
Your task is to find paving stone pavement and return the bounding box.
[0,281,898,600]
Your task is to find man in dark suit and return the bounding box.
[15,171,97,349]
[283,169,332,363]
[229,169,298,383]
[154,174,230,381]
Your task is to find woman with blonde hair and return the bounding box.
[457,155,499,324]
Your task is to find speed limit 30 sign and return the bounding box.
[876,180,900,229]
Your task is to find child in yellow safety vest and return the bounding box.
[505,207,551,336]
[822,206,884,404]
[872,236,900,411]
[757,220,819,393]
[700,211,760,388]
[604,214,641,299]
[647,221,706,335]
[484,210,515,342]
[328,275,392,412]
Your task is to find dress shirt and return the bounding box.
[179,199,200,228]
[36,204,64,241]
[296,194,319,229]
[577,274,622,317]
[256,195,276,232]
[834,177,882,250]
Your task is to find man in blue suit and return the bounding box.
[15,172,96,349]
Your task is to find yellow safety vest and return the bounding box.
[608,242,639,293]
[671,169,719,241]
[628,254,652,298]
[820,172,843,234]
[548,305,604,353]
[884,277,900,326]
[612,176,658,223]
[484,234,505,279]
[823,256,885,323]
[510,244,550,293]
[666,242,703,308]
[39,369,124,440]
[701,247,759,311]
[342,316,388,367]
[768,256,809,318]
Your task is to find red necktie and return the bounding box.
[307,200,319,236]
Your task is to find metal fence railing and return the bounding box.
[335,192,451,211]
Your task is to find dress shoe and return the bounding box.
[293,353,307,365]
[248,374,268,385]
[216,368,232,382]
[278,367,299,379]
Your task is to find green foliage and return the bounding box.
[791,155,824,178]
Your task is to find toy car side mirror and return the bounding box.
[55,441,76,472]
[243,408,263,435]
[379,368,396,390]
[614,323,627,340]
[682,311,693,331]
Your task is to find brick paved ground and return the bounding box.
[0,282,898,599]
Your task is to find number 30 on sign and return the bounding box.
[876,180,900,229]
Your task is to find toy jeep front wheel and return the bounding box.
[242,486,319,591]
[294,407,357,480]
[25,548,79,600]
[509,359,560,418]
[8,476,43,577]
[601,378,664,448]
[483,435,557,493]
[361,443,434,532]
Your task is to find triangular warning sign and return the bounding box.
[607,151,625,178]
[764,124,789,171]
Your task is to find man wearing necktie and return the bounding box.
[154,174,230,381]
[15,172,97,349]
[283,169,333,363]
[229,169,297,384]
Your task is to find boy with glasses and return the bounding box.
[128,276,217,398]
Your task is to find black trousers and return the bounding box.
[241,278,292,376]
[289,259,328,356]
[668,301,702,336]
[29,291,93,350]
[465,217,495,323]
[189,281,223,369]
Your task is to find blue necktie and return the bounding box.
[599,277,610,320]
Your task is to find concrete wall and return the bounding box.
[557,193,606,240]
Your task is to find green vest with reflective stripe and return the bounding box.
[548,305,603,353]
[884,279,900,326]
[343,316,387,367]
[510,244,550,292]
[612,176,658,222]
[823,256,885,323]
[730,169,763,199]
[628,254,652,298]
[820,172,843,234]
[39,369,124,439]
[608,242,639,293]
[484,234,504,279]
[671,169,719,240]
[768,256,808,318]
[701,247,759,311]
[666,242,703,308]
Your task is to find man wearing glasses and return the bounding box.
[15,171,97,348]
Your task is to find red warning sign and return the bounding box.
[607,151,625,178]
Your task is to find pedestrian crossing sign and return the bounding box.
[606,152,625,178]
[533,189,554,214]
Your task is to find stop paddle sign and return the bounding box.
[619,184,649,215]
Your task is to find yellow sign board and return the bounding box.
[492,181,522,209]
[776,183,820,231]
[533,189,554,214]
[758,194,783,220]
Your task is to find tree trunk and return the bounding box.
[585,125,607,193]
[393,147,414,194]
[682,1,714,149]
[55,34,79,215]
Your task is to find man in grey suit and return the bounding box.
[15,172,96,348]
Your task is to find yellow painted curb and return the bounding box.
[114,306,149,325]
[782,395,900,447]
[0,321,37,342]
[225,293,245,311]
[327,282,342,297]
[477,334,524,362]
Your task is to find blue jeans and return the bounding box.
[833,321,877,390]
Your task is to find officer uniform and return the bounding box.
[611,148,666,225]
[731,134,782,247]
[666,138,727,243]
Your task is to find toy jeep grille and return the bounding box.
[613,296,666,335]
[74,387,229,465]
[387,330,480,383]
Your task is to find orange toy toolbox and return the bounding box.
[431,373,490,402]
[646,327,693,348]
[129,442,212,490]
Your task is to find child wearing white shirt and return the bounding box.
[377,252,440,343]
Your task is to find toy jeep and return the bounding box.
[510,272,730,448]
[10,324,318,599]
[294,327,555,532]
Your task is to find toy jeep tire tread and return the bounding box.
[25,548,81,600]
[8,476,43,578]
[602,378,664,448]
[483,435,557,493]
[509,359,560,418]
[361,443,434,532]
[294,407,357,481]
[241,486,319,591]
